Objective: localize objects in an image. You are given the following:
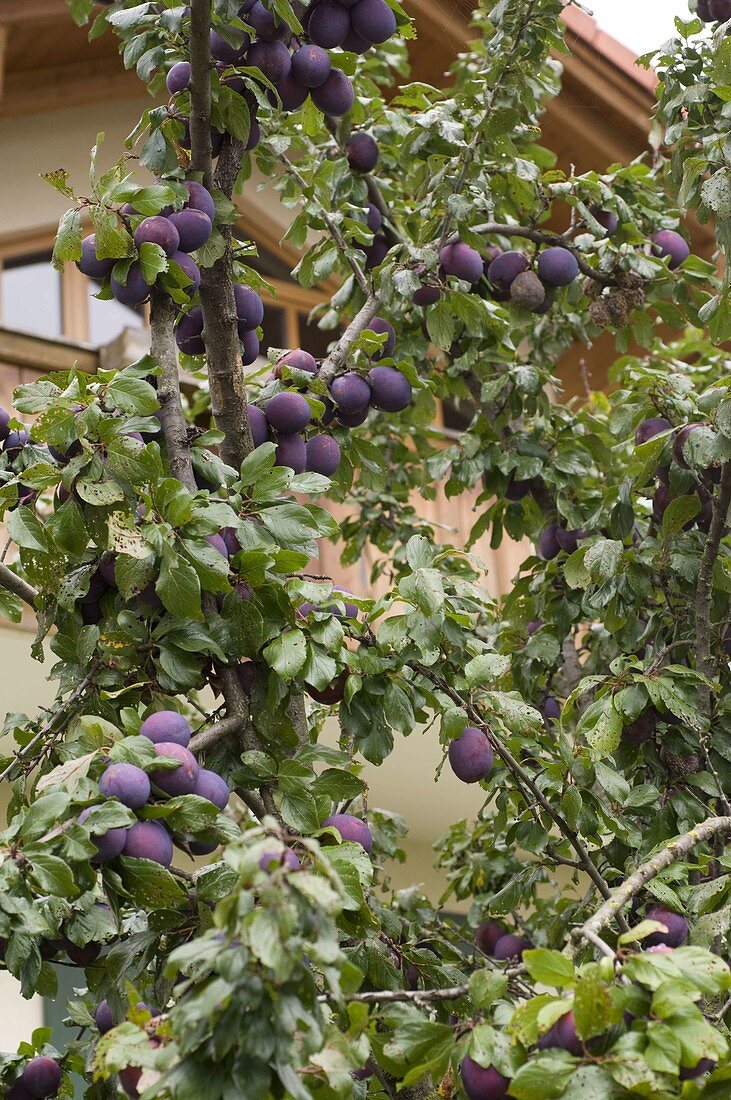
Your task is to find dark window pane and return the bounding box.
[87,281,146,346]
[261,306,287,357]
[2,253,62,338]
[297,312,338,360]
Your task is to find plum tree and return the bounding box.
[447,726,494,784]
[98,763,151,809]
[460,1057,510,1100]
[123,821,174,867]
[8,2,731,1098]
[347,132,379,173]
[322,814,373,852]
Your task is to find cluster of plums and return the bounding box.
[80,710,230,867]
[245,321,412,476]
[637,416,717,534]
[4,1057,62,1100]
[459,905,698,1099]
[176,278,264,366]
[166,0,399,132]
[77,180,214,308]
[411,220,691,316]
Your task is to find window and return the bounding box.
[86,280,146,346]
[1,252,62,339]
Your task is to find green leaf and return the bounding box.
[106,375,159,415]
[52,208,82,270]
[7,508,49,553]
[157,546,202,620]
[263,630,307,679]
[116,856,188,909]
[522,949,575,988]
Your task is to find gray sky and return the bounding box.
[586,0,694,54]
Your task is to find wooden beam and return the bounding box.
[0,327,99,374]
[0,59,139,119]
[0,1,70,24]
[0,26,8,101]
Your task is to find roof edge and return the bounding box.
[560,4,658,93]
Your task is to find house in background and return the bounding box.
[0,0,697,1049]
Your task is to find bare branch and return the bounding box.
[190,714,245,754]
[577,815,731,944]
[319,985,468,1006]
[318,293,382,386]
[0,563,37,610]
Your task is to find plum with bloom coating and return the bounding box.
[347,132,379,172]
[323,813,373,852]
[259,847,301,871]
[440,242,483,283]
[448,727,493,783]
[21,1057,62,1099]
[192,767,230,810]
[123,820,174,867]
[331,372,371,413]
[368,367,412,412]
[537,247,579,286]
[150,742,199,796]
[78,807,127,862]
[312,68,355,116]
[305,435,341,476]
[475,919,506,955]
[265,392,312,434]
[99,762,150,809]
[78,234,114,279]
[652,230,690,270]
[140,710,192,747]
[460,1056,510,1100]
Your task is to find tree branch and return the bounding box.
[695,461,731,812]
[0,563,37,610]
[319,985,468,1005]
[189,0,213,188]
[408,659,626,923]
[188,6,255,473]
[576,816,731,945]
[149,287,198,494]
[318,293,382,386]
[189,714,245,754]
[279,152,371,294]
[463,223,617,287]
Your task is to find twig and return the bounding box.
[576,816,731,944]
[0,663,99,784]
[279,153,370,294]
[582,928,617,961]
[0,563,37,610]
[408,660,625,921]
[318,985,468,1006]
